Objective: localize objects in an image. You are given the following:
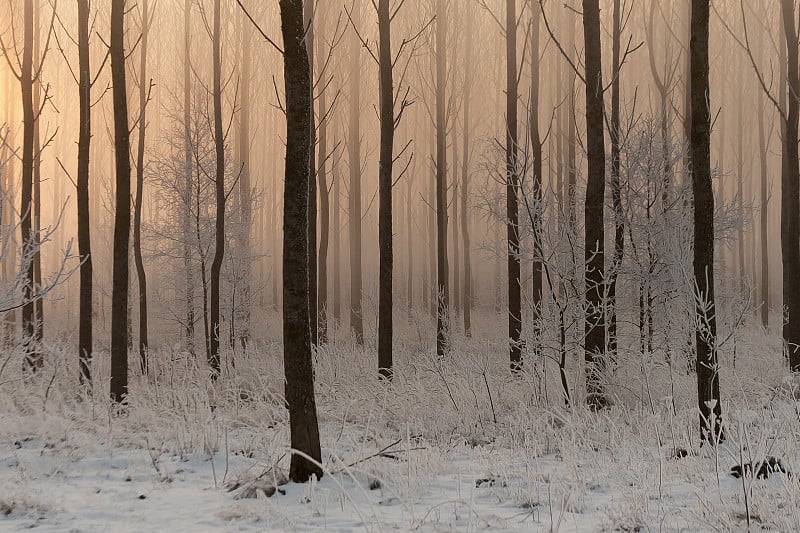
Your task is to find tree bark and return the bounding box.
[757,92,769,328]
[348,1,364,344]
[209,0,225,376]
[316,12,329,344]
[461,1,473,337]
[110,0,131,403]
[529,2,542,355]
[378,0,394,378]
[238,7,252,349]
[134,0,150,374]
[583,0,607,407]
[607,0,623,358]
[77,0,93,383]
[304,0,318,346]
[279,0,323,483]
[780,0,800,370]
[435,0,449,357]
[690,0,723,440]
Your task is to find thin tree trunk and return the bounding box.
[348,1,364,344]
[33,0,43,349]
[316,13,329,344]
[183,0,195,355]
[134,0,150,374]
[461,1,473,337]
[110,0,131,403]
[690,0,723,440]
[378,0,394,378]
[530,2,542,355]
[209,0,225,376]
[758,93,769,328]
[607,0,624,359]
[435,0,449,357]
[238,8,252,349]
[279,0,323,483]
[77,0,93,383]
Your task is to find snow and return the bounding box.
[1,322,799,531]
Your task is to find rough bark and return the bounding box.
[690,0,723,440]
[279,0,323,483]
[505,0,521,369]
[583,0,607,407]
[377,0,394,378]
[304,0,318,346]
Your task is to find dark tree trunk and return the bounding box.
[607,0,624,358]
[757,93,769,328]
[333,166,341,324]
[209,0,225,376]
[20,0,36,370]
[461,2,473,337]
[110,0,131,403]
[77,0,93,383]
[435,0,449,357]
[529,3,542,355]
[238,9,252,349]
[583,0,607,407]
[304,0,318,346]
[348,1,364,344]
[780,0,800,370]
[378,0,394,378]
[316,13,329,345]
[690,0,723,440]
[183,0,195,355]
[32,0,42,349]
[279,0,323,483]
[134,0,150,374]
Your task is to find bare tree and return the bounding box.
[348,0,364,345]
[506,0,521,370]
[690,0,723,441]
[110,0,132,403]
[279,0,323,483]
[435,0,448,357]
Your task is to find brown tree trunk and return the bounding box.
[32,0,43,349]
[435,0,449,357]
[77,0,93,383]
[529,2,542,355]
[461,2,473,337]
[209,0,225,376]
[183,0,195,355]
[279,0,323,483]
[757,92,769,328]
[110,0,131,403]
[690,0,723,440]
[238,8,252,349]
[134,0,150,374]
[781,0,800,370]
[316,13,329,344]
[348,1,364,344]
[607,0,624,359]
[304,0,318,346]
[583,0,607,407]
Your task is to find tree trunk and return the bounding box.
[279,0,323,483]
[378,0,394,378]
[134,0,150,374]
[607,0,624,359]
[32,0,43,349]
[348,1,364,344]
[780,0,800,370]
[583,0,607,407]
[690,0,723,440]
[461,1,473,337]
[209,0,225,376]
[757,92,769,328]
[529,2,542,355]
[316,13,329,344]
[77,0,93,383]
[435,0,449,357]
[304,0,318,346]
[238,8,252,349]
[110,0,131,403]
[183,0,195,355]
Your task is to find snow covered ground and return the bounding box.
[1,320,799,531]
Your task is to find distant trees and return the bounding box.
[279,0,323,483]
[110,0,132,403]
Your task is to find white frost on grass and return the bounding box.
[1,315,799,531]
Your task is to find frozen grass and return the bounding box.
[1,310,799,531]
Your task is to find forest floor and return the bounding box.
[1,315,799,532]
